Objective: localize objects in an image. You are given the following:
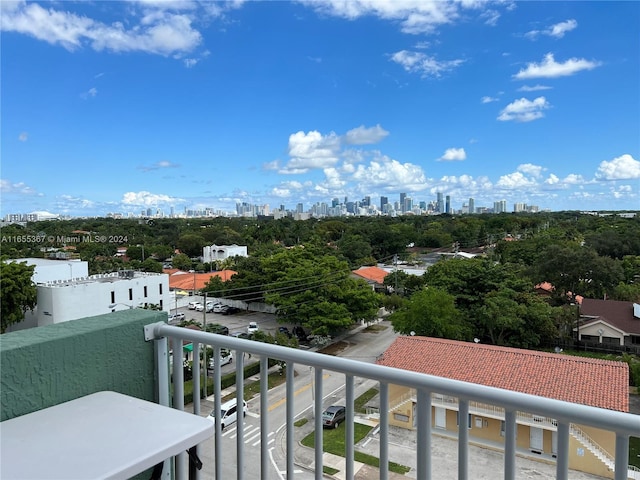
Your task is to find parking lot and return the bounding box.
[169,301,282,338]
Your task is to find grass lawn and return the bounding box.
[354,387,379,413]
[301,423,410,475]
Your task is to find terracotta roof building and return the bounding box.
[378,336,628,412]
[167,270,237,291]
[375,336,630,479]
[351,266,388,289]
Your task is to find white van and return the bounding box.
[207,399,247,430]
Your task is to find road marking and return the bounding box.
[252,431,275,447]
[268,373,331,412]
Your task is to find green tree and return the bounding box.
[141,258,163,273]
[177,234,206,258]
[1,260,37,333]
[390,287,467,339]
[172,253,192,271]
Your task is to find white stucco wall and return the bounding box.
[37,272,170,326]
[9,258,89,283]
[202,244,248,263]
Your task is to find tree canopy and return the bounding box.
[1,260,37,333]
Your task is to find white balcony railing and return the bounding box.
[144,322,640,480]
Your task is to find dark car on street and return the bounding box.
[322,405,346,429]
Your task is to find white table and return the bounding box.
[0,391,213,479]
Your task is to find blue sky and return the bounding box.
[1,0,639,217]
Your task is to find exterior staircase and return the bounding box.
[570,424,640,480]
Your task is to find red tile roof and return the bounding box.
[168,270,237,290]
[580,298,640,335]
[377,336,629,412]
[352,266,389,284]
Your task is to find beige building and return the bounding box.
[377,336,631,479]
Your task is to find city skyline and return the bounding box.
[1,1,639,217]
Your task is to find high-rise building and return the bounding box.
[436,192,444,213]
[380,196,388,211]
[468,198,475,214]
[332,198,339,208]
[445,195,451,214]
[399,193,406,212]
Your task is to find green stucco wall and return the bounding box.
[0,309,165,422]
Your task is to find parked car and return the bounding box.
[206,398,247,430]
[221,306,240,315]
[194,303,204,312]
[207,324,229,336]
[231,332,251,340]
[213,303,226,313]
[167,312,185,323]
[278,326,292,338]
[322,405,346,429]
[188,301,199,310]
[247,322,259,335]
[208,351,233,369]
[206,301,222,313]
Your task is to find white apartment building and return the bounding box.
[5,260,169,331]
[202,244,248,264]
[8,258,89,284]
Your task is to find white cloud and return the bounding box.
[517,163,545,178]
[183,58,198,68]
[438,148,466,161]
[0,179,39,195]
[351,155,427,189]
[284,130,341,172]
[80,87,98,99]
[544,174,560,185]
[526,19,577,40]
[518,84,552,92]
[1,2,202,57]
[595,154,640,180]
[122,191,182,206]
[18,132,28,141]
[303,1,461,34]
[514,53,600,79]
[497,96,550,122]
[344,124,389,145]
[496,172,537,188]
[139,160,180,172]
[390,50,464,78]
[481,96,498,103]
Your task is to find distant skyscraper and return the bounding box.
[380,196,388,211]
[445,195,451,214]
[436,192,444,213]
[399,193,406,212]
[362,196,371,207]
[468,198,475,214]
[296,203,303,214]
[493,200,507,213]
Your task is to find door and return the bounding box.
[435,407,446,429]
[530,427,543,451]
[552,430,558,456]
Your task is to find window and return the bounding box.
[144,286,148,298]
[631,336,640,345]
[159,283,163,295]
[394,413,410,422]
[581,334,598,342]
[129,288,133,301]
[456,412,472,429]
[159,300,163,309]
[110,291,115,304]
[602,336,619,345]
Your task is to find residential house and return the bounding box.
[351,266,389,292]
[377,336,630,479]
[166,269,238,293]
[202,244,248,264]
[577,298,640,350]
